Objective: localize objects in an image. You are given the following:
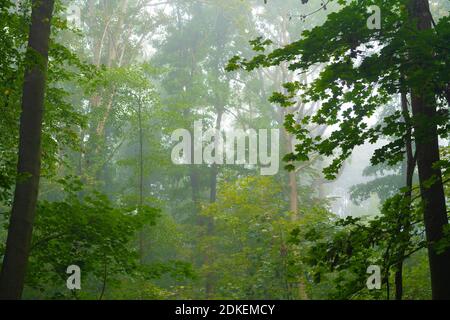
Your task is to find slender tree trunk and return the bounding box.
[408,0,450,300]
[285,132,298,216]
[0,0,55,300]
[209,110,223,204]
[394,265,403,300]
[205,109,223,298]
[395,90,416,300]
[137,98,145,264]
[189,120,201,209]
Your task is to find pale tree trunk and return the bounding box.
[278,16,308,300]
[84,0,129,178]
[0,0,55,300]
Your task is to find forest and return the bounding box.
[0,0,449,301]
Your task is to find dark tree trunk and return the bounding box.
[409,0,450,300]
[0,0,55,300]
[190,165,200,206]
[411,92,450,300]
[394,265,403,300]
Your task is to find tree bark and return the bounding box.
[204,108,223,298]
[395,90,416,300]
[285,132,299,216]
[137,97,145,264]
[0,0,55,300]
[408,0,450,300]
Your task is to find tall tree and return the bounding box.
[228,0,450,299]
[408,0,450,300]
[0,0,55,299]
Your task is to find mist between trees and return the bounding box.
[0,0,449,300]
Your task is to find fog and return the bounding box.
[0,0,449,301]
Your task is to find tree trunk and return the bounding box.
[395,90,416,300]
[0,0,55,300]
[137,98,145,264]
[394,265,403,300]
[205,109,223,298]
[408,0,450,300]
[285,132,298,216]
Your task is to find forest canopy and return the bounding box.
[0,0,449,301]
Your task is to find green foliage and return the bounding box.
[2,0,448,301]
[229,0,450,179]
[14,190,159,299]
[291,191,427,299]
[190,176,328,299]
[0,0,93,205]
[228,0,450,300]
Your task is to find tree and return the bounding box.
[407,0,450,300]
[22,190,160,299]
[0,0,56,299]
[228,0,450,299]
[197,176,326,299]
